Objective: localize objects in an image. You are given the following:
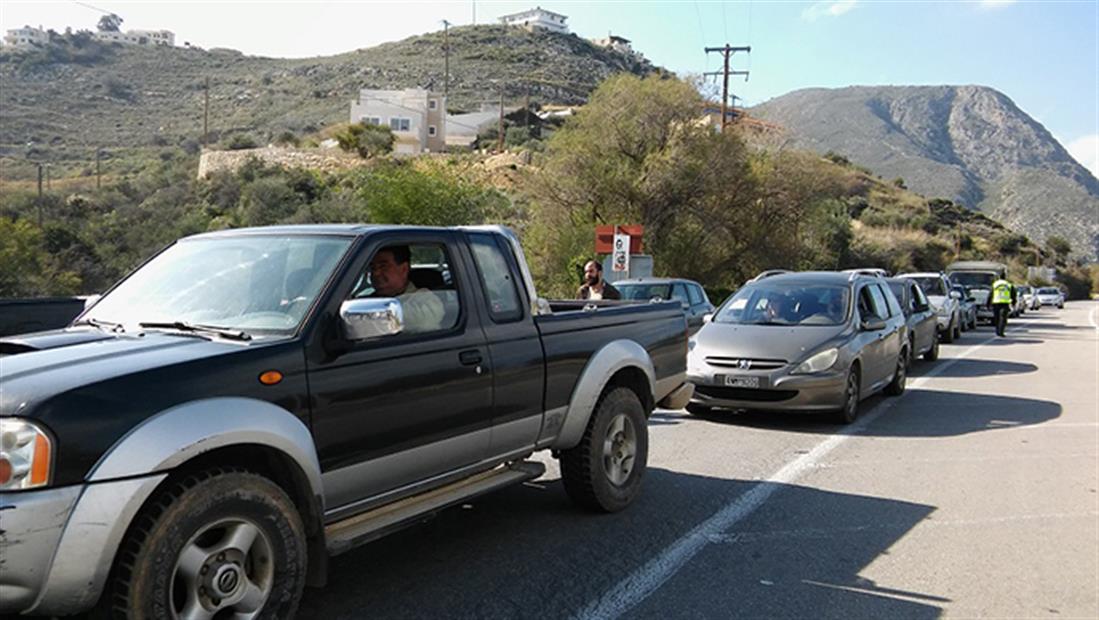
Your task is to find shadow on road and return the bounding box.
[300,470,941,619]
[683,389,1060,438]
[911,358,1037,378]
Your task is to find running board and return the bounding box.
[325,461,545,556]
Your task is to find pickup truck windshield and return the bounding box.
[715,283,850,326]
[83,235,352,334]
[950,272,996,288]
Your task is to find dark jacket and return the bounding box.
[577,281,621,300]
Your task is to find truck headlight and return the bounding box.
[792,348,839,375]
[0,418,53,490]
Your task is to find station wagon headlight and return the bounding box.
[0,418,53,490]
[792,348,839,375]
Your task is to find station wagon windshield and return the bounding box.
[910,277,947,296]
[714,283,850,326]
[83,235,352,335]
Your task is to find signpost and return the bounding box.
[612,228,630,275]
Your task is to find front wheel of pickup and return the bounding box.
[560,386,648,513]
[101,468,306,620]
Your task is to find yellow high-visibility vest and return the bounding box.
[992,279,1012,304]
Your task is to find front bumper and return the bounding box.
[0,485,82,614]
[0,473,167,616]
[687,368,847,412]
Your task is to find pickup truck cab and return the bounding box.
[0,225,692,618]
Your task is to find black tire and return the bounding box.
[100,468,307,620]
[835,365,861,424]
[685,402,714,416]
[923,335,940,362]
[884,350,907,396]
[560,386,649,512]
[941,320,955,344]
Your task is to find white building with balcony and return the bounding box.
[3,25,49,49]
[94,29,175,47]
[349,88,447,155]
[498,7,569,34]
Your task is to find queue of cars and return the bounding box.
[684,266,1062,424]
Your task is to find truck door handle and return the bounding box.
[459,350,482,366]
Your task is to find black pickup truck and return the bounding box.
[0,224,692,618]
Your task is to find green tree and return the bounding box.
[355,163,509,226]
[526,74,775,294]
[335,123,395,158]
[1045,235,1072,259]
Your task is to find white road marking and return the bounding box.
[575,325,1029,620]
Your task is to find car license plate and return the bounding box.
[724,375,760,389]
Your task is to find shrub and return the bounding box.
[334,123,394,158]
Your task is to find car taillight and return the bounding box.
[0,418,53,490]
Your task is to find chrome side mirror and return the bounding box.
[950,290,962,300]
[703,313,713,324]
[861,317,887,331]
[340,298,403,341]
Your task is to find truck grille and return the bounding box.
[696,385,799,402]
[705,357,787,371]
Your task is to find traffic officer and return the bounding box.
[990,277,1016,337]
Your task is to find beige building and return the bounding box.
[349,89,447,155]
[592,34,634,55]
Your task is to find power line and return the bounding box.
[703,44,750,134]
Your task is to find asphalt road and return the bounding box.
[300,302,1098,619]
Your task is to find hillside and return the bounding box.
[751,85,1099,260]
[0,25,655,180]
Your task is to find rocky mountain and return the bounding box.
[751,86,1099,260]
[0,25,655,176]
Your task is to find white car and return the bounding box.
[1036,287,1065,308]
[1017,285,1041,311]
[897,272,962,342]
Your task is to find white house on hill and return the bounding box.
[94,29,175,47]
[499,7,569,34]
[3,25,49,48]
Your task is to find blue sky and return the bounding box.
[2,1,1096,174]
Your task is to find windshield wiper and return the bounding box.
[73,317,126,333]
[138,321,251,341]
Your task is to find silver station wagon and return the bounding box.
[687,272,909,423]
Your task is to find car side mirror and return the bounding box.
[967,296,976,303]
[703,313,713,324]
[340,298,403,341]
[861,317,887,331]
[950,291,962,300]
[915,303,929,313]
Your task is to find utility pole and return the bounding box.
[45,163,51,191]
[442,20,451,104]
[203,76,210,149]
[703,45,750,133]
[36,162,43,226]
[497,87,505,152]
